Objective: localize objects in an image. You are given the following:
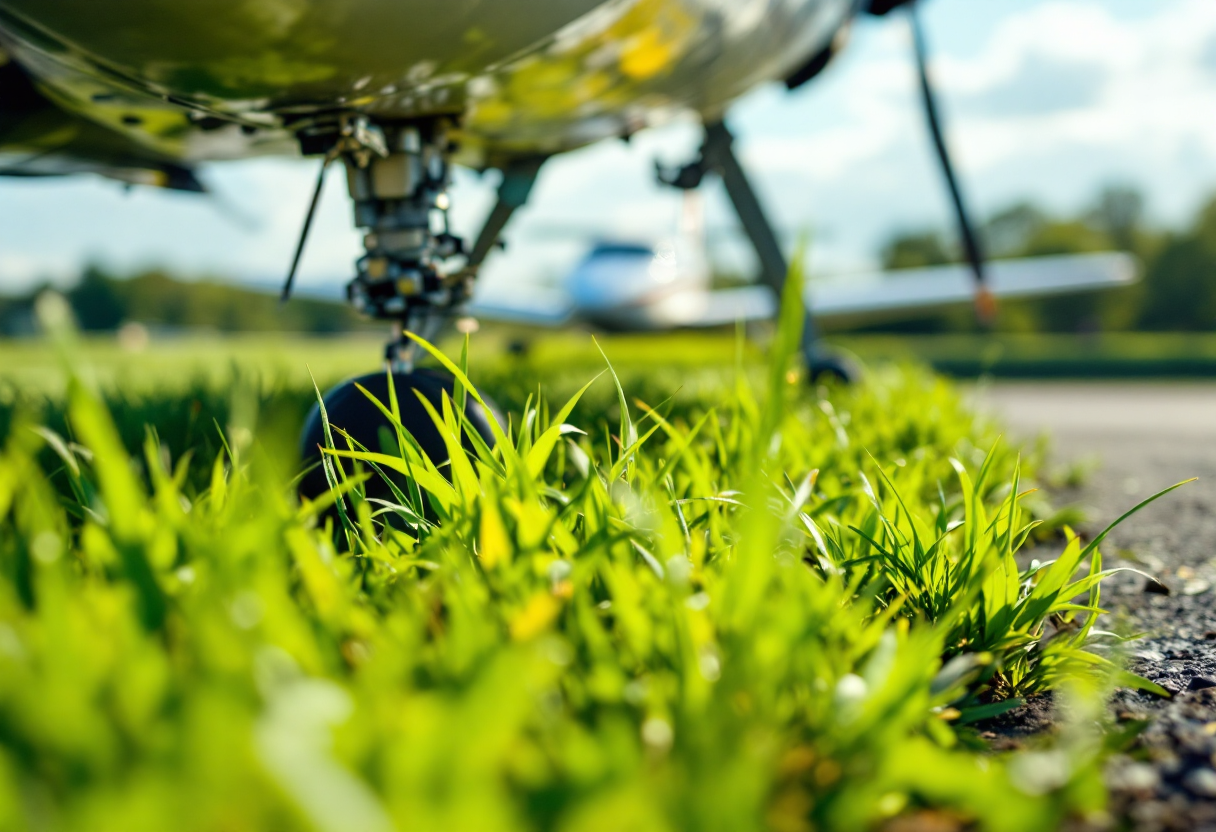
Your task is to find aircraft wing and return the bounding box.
[463,287,575,327]
[808,252,1136,323]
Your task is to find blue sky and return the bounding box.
[2,0,1215,298]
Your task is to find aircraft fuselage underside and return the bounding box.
[0,0,854,169]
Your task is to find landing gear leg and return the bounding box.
[297,120,540,501]
[658,120,858,383]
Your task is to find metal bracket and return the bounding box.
[280,116,395,303]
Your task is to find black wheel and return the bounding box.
[807,350,863,385]
[299,368,500,504]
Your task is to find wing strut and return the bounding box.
[465,156,546,272]
[280,152,334,302]
[655,121,852,377]
[699,123,789,299]
[906,1,993,323]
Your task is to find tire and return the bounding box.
[807,350,863,385]
[298,368,500,504]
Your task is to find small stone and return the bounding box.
[1203,631,1216,640]
[1182,768,1216,798]
[1109,761,1160,792]
[1183,579,1212,596]
[1144,577,1171,595]
[1188,677,1216,691]
[1130,802,1167,826]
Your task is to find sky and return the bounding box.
[2,0,1215,299]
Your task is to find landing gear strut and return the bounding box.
[657,120,858,384]
[296,118,533,502]
[336,118,469,369]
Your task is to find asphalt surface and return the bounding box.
[974,382,1216,831]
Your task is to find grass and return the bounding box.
[0,289,1186,831]
[6,330,1214,400]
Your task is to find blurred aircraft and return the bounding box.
[0,0,1108,356]
[471,190,772,331]
[469,191,1136,332]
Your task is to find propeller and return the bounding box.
[904,0,993,324]
[865,0,992,322]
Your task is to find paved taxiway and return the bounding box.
[974,382,1216,825]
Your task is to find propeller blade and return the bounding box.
[907,1,992,324]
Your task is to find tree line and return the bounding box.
[0,269,374,336]
[872,185,1216,334]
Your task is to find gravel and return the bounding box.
[975,382,1216,831]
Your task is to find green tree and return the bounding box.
[983,202,1047,258]
[1087,184,1144,252]
[67,265,126,331]
[1138,196,1216,331]
[880,230,954,270]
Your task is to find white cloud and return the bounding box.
[721,0,1216,271]
[939,0,1216,177]
[0,252,76,289]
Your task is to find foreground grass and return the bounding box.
[0,302,1181,831]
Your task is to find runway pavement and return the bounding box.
[975,381,1216,470]
[975,381,1216,550]
[973,382,1216,829]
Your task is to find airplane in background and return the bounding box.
[469,190,1137,333]
[471,189,776,332]
[0,0,1138,490]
